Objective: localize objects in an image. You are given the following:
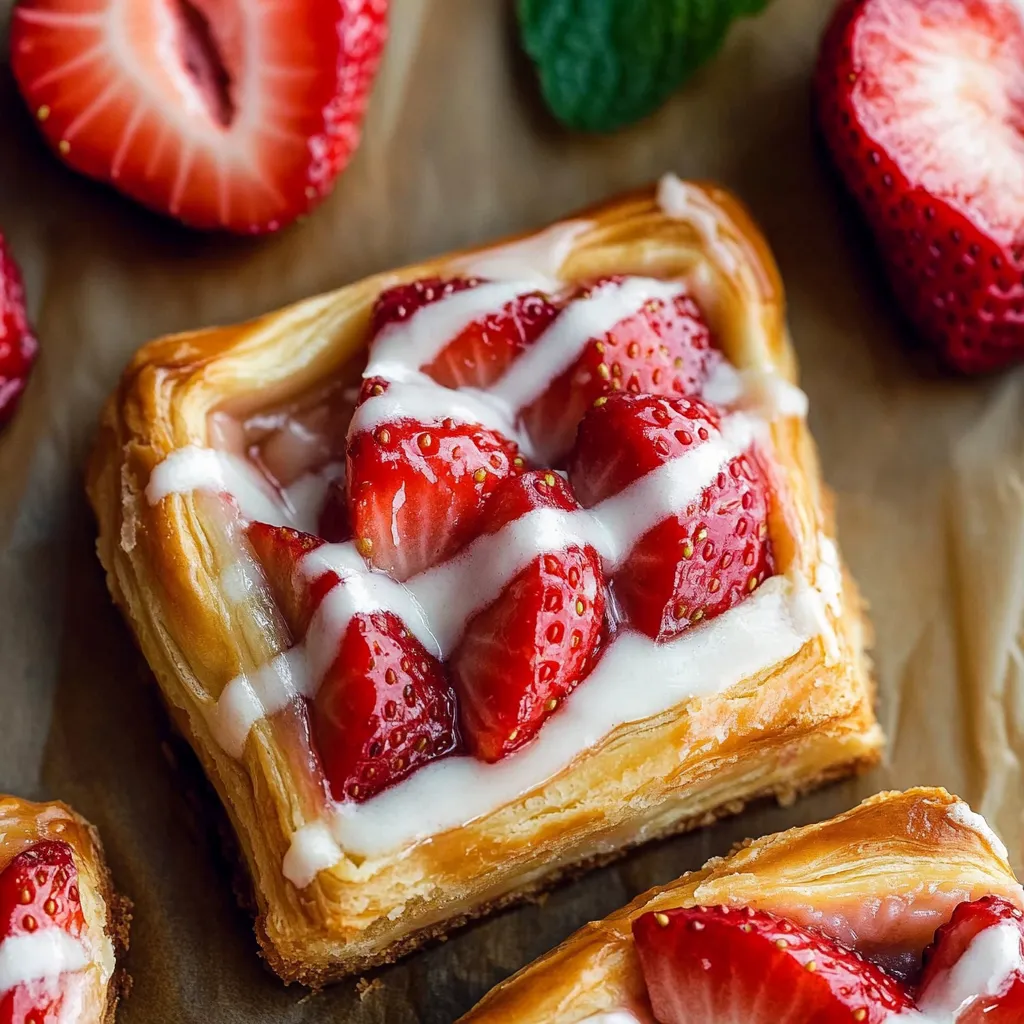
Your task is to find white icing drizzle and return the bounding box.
[892,921,1024,1022]
[816,534,843,616]
[946,800,1010,862]
[453,220,591,288]
[702,359,809,420]
[0,929,90,995]
[486,277,686,412]
[579,1014,644,1024]
[283,572,823,878]
[206,413,761,759]
[656,173,740,276]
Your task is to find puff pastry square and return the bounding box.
[0,797,129,1022]
[87,175,883,983]
[461,788,1023,1023]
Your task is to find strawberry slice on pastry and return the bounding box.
[568,393,774,642]
[450,470,606,762]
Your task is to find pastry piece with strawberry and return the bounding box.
[0,797,128,1024]
[93,181,881,981]
[816,0,1024,372]
[460,789,1024,1023]
[10,0,388,233]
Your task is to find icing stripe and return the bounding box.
[0,930,89,994]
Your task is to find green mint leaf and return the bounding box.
[517,0,771,133]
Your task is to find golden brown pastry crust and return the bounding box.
[0,796,131,1023]
[460,788,1023,1023]
[86,181,883,983]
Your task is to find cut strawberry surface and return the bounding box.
[312,610,459,801]
[918,896,1024,1021]
[246,523,337,639]
[10,0,388,233]
[346,410,524,582]
[816,0,1024,371]
[369,276,559,389]
[0,235,38,431]
[450,471,606,762]
[0,841,86,1024]
[521,280,719,460]
[632,904,914,1024]
[568,393,773,642]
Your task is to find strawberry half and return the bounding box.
[632,904,914,1024]
[450,471,606,762]
[0,235,38,431]
[10,0,388,233]
[568,394,774,642]
[0,841,86,1023]
[816,0,1024,372]
[246,523,338,639]
[521,279,719,461]
[312,610,459,801]
[370,276,560,389]
[917,896,1024,1021]
[347,391,524,581]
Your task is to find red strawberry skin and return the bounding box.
[450,471,606,762]
[370,276,560,389]
[632,904,914,1024]
[346,405,524,581]
[0,236,38,430]
[0,841,86,1024]
[10,0,388,234]
[816,0,1024,372]
[246,523,338,639]
[312,610,459,801]
[522,280,719,460]
[918,896,1024,1021]
[568,394,773,641]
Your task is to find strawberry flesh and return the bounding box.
[816,0,1024,371]
[521,279,719,460]
[568,394,773,641]
[918,895,1024,1021]
[0,841,86,1024]
[10,0,388,233]
[0,235,37,430]
[312,610,459,801]
[370,276,560,389]
[346,399,524,581]
[450,471,606,762]
[246,523,337,640]
[633,904,914,1024]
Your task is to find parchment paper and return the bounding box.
[3,1,1024,1020]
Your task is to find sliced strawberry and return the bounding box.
[568,394,773,642]
[0,841,86,1023]
[450,471,606,762]
[917,896,1024,1021]
[816,0,1024,372]
[346,410,524,581]
[246,523,337,639]
[0,235,38,430]
[10,0,388,233]
[370,276,559,389]
[312,610,459,801]
[632,904,914,1024]
[521,279,719,460]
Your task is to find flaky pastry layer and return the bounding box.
[87,180,883,983]
[0,796,130,1023]
[460,788,1023,1023]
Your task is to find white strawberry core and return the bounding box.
[853,0,1024,244]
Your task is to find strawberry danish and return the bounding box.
[0,797,129,1023]
[87,176,882,983]
[461,788,1022,1024]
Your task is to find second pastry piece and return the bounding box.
[87,174,882,982]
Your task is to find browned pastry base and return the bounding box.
[88,179,884,982]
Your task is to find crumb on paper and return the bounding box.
[356,977,383,1001]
